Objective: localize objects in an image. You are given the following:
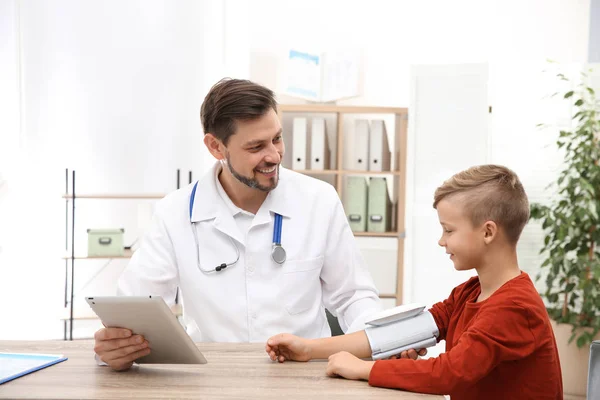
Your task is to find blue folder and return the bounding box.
[0,353,68,384]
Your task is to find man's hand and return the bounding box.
[265,333,312,362]
[93,328,150,371]
[388,348,428,360]
[326,351,375,381]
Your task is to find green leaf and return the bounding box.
[542,259,550,267]
[569,331,577,343]
[534,70,600,337]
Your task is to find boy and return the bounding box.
[265,165,562,400]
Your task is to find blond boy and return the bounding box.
[266,165,562,400]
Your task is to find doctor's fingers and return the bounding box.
[394,349,426,360]
[94,327,132,341]
[100,342,151,365]
[104,348,151,372]
[94,335,147,354]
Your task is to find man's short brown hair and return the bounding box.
[200,78,278,145]
[433,165,529,243]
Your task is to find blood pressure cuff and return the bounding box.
[365,311,439,360]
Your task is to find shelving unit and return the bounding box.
[62,170,190,340]
[278,104,408,307]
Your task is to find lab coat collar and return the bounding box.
[190,162,293,225]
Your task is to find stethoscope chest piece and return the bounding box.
[190,180,288,271]
[272,244,286,264]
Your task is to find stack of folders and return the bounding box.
[352,119,391,172]
[292,117,330,170]
[365,304,439,361]
[345,176,392,233]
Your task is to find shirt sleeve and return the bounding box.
[428,284,461,342]
[117,200,179,305]
[318,186,382,333]
[368,300,541,395]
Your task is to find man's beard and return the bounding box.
[225,154,279,192]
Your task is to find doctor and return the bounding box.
[93,78,382,371]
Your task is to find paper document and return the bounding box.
[0,353,67,384]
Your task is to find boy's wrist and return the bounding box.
[310,336,342,359]
[362,360,376,380]
[305,338,315,360]
[308,337,328,359]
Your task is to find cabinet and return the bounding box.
[61,170,185,340]
[277,104,408,309]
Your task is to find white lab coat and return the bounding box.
[118,162,381,342]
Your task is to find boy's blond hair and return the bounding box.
[433,165,529,243]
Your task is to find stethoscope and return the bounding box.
[189,181,286,274]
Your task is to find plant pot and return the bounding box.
[552,320,600,397]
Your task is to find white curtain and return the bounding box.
[0,0,249,340]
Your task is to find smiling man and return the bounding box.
[92,78,383,371]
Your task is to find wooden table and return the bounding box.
[0,341,443,399]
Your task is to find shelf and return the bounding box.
[60,303,183,321]
[291,169,401,176]
[278,104,408,114]
[62,249,134,260]
[62,194,166,199]
[341,170,401,176]
[272,104,408,307]
[354,232,400,238]
[293,169,339,175]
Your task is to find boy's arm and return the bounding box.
[427,281,467,341]
[367,301,542,395]
[266,331,372,362]
[311,331,373,359]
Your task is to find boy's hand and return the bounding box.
[265,333,312,362]
[326,351,375,381]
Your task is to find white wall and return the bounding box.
[251,0,589,356]
[0,0,591,340]
[243,1,592,358]
[243,0,590,301]
[0,0,249,340]
[248,0,589,105]
[0,0,22,338]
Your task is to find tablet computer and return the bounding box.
[86,296,207,364]
[365,303,426,327]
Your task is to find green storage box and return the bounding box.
[87,228,124,257]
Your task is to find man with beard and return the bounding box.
[93,78,384,371]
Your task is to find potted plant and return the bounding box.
[529,68,600,396]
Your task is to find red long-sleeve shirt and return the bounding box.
[368,272,562,399]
